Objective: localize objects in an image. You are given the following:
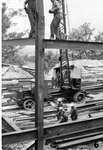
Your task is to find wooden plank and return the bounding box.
[58,134,103,148]
[2,101,16,106]
[2,38,35,46]
[53,130,102,145]
[43,39,103,50]
[2,92,17,98]
[2,116,103,145]
[2,78,34,81]
[2,115,21,132]
[3,38,103,50]
[2,105,20,112]
[2,128,37,145]
[2,85,23,90]
[44,116,103,140]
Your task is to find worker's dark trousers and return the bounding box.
[28,11,36,38]
[50,16,61,39]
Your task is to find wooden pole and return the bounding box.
[35,0,45,149]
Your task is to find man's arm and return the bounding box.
[24,0,28,8]
[49,1,60,13]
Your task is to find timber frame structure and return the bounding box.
[2,0,103,150]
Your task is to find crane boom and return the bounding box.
[59,0,71,89]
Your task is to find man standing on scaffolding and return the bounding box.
[49,0,62,40]
[24,0,37,38]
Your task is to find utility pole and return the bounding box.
[35,0,45,149]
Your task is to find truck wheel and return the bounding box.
[73,92,85,103]
[23,99,35,111]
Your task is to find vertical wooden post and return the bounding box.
[35,0,45,149]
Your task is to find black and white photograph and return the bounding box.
[2,0,103,149]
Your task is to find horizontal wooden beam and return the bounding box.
[44,116,103,139]
[2,128,37,145]
[2,78,34,81]
[2,38,35,46]
[2,38,103,51]
[2,115,21,132]
[43,39,103,50]
[58,134,103,148]
[2,116,103,145]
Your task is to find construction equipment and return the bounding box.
[49,0,86,103]
[15,82,49,110]
[15,0,87,110]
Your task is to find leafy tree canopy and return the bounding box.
[2,2,26,65]
[44,51,59,73]
[68,23,95,41]
[67,23,103,60]
[95,31,103,42]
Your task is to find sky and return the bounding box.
[2,0,103,39]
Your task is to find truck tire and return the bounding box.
[73,92,85,103]
[23,98,35,111]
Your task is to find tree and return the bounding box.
[67,23,103,60]
[94,31,103,59]
[95,31,103,42]
[2,3,26,65]
[2,3,11,40]
[68,23,95,41]
[44,51,59,73]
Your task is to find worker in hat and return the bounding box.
[70,103,78,121]
[57,98,63,110]
[56,98,66,120]
[56,107,68,123]
[49,0,62,40]
[50,97,63,109]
